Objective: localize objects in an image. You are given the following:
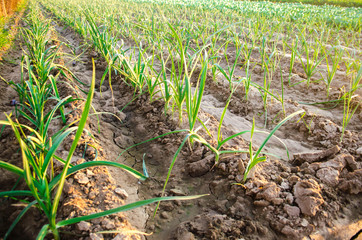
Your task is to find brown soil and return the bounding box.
[0,7,361,240]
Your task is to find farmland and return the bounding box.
[0,0,361,239]
[243,0,362,8]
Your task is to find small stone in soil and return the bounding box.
[63,181,74,194]
[300,218,309,227]
[237,159,245,174]
[294,179,324,216]
[286,193,294,204]
[280,180,290,190]
[316,167,339,187]
[284,204,300,218]
[254,200,270,207]
[112,234,128,240]
[76,158,87,165]
[288,175,300,185]
[345,155,358,171]
[162,202,174,211]
[218,162,226,171]
[246,222,257,233]
[90,233,104,240]
[86,169,95,177]
[100,85,108,92]
[161,211,170,219]
[356,147,362,155]
[114,188,128,199]
[281,225,298,238]
[90,51,98,57]
[102,219,116,229]
[10,99,17,106]
[256,182,280,202]
[272,198,283,205]
[187,155,213,177]
[170,188,186,196]
[235,174,243,183]
[280,172,289,178]
[88,191,97,200]
[75,172,90,184]
[307,224,315,233]
[77,221,91,231]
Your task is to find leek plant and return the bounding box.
[158,55,174,113]
[323,45,344,97]
[276,68,286,118]
[243,110,304,181]
[20,12,70,124]
[340,92,360,142]
[257,50,278,127]
[285,36,298,86]
[242,60,252,101]
[8,58,74,139]
[297,34,325,87]
[214,46,243,91]
[85,12,120,95]
[258,36,267,72]
[8,7,75,133]
[340,66,362,142]
[164,23,201,124]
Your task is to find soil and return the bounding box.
[0,5,361,240]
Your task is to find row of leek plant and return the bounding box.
[0,2,204,239]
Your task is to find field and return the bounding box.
[243,0,362,8]
[0,0,361,239]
